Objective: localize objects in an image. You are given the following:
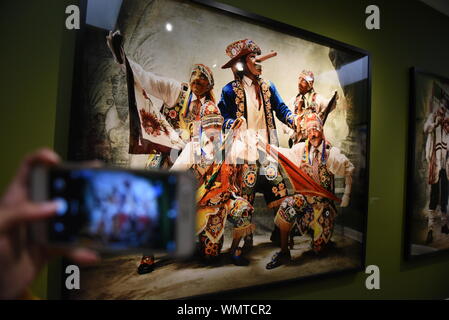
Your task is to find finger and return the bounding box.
[0,201,57,233]
[78,160,104,168]
[14,148,60,188]
[49,247,100,266]
[66,248,100,266]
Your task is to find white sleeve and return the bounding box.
[270,143,304,168]
[423,111,437,134]
[170,142,194,171]
[128,59,182,107]
[282,97,296,135]
[327,147,354,177]
[226,140,246,164]
[327,147,354,197]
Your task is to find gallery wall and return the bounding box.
[1,0,449,299]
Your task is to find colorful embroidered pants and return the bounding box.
[238,161,291,210]
[198,194,254,258]
[274,194,336,253]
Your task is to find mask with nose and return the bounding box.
[189,64,214,97]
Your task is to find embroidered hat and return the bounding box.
[299,70,315,87]
[200,101,224,129]
[222,39,262,69]
[191,64,214,89]
[305,113,323,132]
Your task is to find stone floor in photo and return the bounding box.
[69,232,362,299]
[411,217,449,255]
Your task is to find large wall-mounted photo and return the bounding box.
[406,68,449,258]
[66,0,370,299]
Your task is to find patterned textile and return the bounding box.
[293,90,319,142]
[124,57,181,155]
[265,142,340,202]
[237,161,290,209]
[161,83,191,130]
[193,163,255,258]
[275,193,336,253]
[200,101,224,129]
[274,142,338,253]
[291,89,338,143]
[198,231,224,258]
[222,39,262,69]
[218,79,295,145]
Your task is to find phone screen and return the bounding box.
[46,168,178,252]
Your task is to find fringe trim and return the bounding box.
[232,223,256,239]
[274,214,293,232]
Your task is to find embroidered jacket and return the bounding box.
[218,78,296,145]
[128,59,206,143]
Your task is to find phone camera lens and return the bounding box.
[54,197,68,216]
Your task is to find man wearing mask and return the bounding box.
[265,113,353,269]
[107,31,216,273]
[284,70,338,145]
[218,39,300,246]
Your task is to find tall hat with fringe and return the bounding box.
[222,39,261,69]
[191,64,214,89]
[305,113,323,133]
[299,70,315,87]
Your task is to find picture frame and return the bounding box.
[63,0,371,299]
[406,67,449,259]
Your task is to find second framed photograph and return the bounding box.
[65,0,370,299]
[406,68,449,259]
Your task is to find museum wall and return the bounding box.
[1,0,449,299]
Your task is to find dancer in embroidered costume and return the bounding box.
[172,102,255,265]
[106,30,215,168]
[283,70,338,145]
[423,97,449,243]
[106,30,216,274]
[218,39,302,246]
[265,113,354,269]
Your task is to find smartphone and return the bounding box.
[29,165,196,258]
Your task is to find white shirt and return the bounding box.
[129,59,203,115]
[242,76,268,144]
[239,76,269,160]
[273,141,354,179]
[170,140,249,171]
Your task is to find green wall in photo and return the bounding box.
[1,0,449,299]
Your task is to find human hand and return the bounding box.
[0,149,99,299]
[340,194,350,208]
[106,30,125,65]
[230,117,247,142]
[232,117,246,131]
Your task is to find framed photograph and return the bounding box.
[64,0,370,299]
[406,68,449,259]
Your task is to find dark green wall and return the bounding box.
[1,0,449,299]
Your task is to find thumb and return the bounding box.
[0,201,57,233]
